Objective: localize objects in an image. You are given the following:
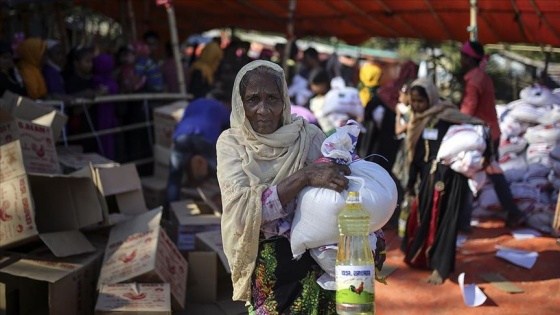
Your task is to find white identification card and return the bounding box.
[423,128,439,140]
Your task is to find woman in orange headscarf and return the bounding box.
[187,41,223,99]
[17,38,48,99]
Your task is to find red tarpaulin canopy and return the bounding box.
[81,0,560,46]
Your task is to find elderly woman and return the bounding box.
[217,60,351,313]
[401,78,487,285]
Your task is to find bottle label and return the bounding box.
[335,265,375,305]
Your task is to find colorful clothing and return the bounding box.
[402,162,468,280]
[249,237,336,315]
[135,57,164,92]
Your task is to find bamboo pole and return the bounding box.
[127,0,137,41]
[554,191,560,233]
[283,0,297,76]
[164,3,187,95]
[469,0,478,41]
[66,92,188,105]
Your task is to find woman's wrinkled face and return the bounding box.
[410,89,429,113]
[242,72,284,134]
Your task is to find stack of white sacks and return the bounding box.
[472,85,560,233]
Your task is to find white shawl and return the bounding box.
[216,60,324,301]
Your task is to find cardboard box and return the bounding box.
[57,147,117,174]
[0,171,104,256]
[141,176,167,210]
[98,209,187,310]
[152,144,170,181]
[95,283,172,315]
[186,230,232,303]
[170,201,221,251]
[0,245,104,315]
[195,230,230,274]
[0,140,26,182]
[0,120,61,175]
[73,163,148,227]
[1,90,67,141]
[186,251,231,303]
[152,102,186,148]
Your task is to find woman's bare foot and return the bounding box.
[426,270,445,285]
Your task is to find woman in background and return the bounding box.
[401,78,486,285]
[187,41,223,99]
[17,38,47,99]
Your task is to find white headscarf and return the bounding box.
[216,60,324,301]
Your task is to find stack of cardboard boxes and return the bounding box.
[0,94,191,314]
[141,102,187,209]
[1,93,236,314]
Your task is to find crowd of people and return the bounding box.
[2,31,551,313]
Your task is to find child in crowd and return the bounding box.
[116,44,146,93]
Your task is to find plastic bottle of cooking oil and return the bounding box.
[336,191,375,315]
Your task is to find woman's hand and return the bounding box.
[303,162,351,192]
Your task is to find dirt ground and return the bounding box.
[177,219,560,315]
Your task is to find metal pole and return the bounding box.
[165,3,187,95]
[469,0,478,41]
[283,0,297,76]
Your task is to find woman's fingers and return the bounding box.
[338,164,351,176]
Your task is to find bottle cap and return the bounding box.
[348,191,359,198]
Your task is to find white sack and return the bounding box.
[527,162,553,177]
[537,104,560,125]
[499,137,528,156]
[510,182,541,203]
[508,102,546,124]
[449,151,485,178]
[499,152,528,183]
[322,87,364,121]
[553,160,560,176]
[550,145,560,161]
[290,160,398,257]
[500,115,524,139]
[524,123,560,146]
[437,124,486,162]
[478,184,502,211]
[519,84,560,106]
[468,170,488,196]
[526,143,554,166]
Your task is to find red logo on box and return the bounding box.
[123,292,147,300]
[119,250,138,263]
